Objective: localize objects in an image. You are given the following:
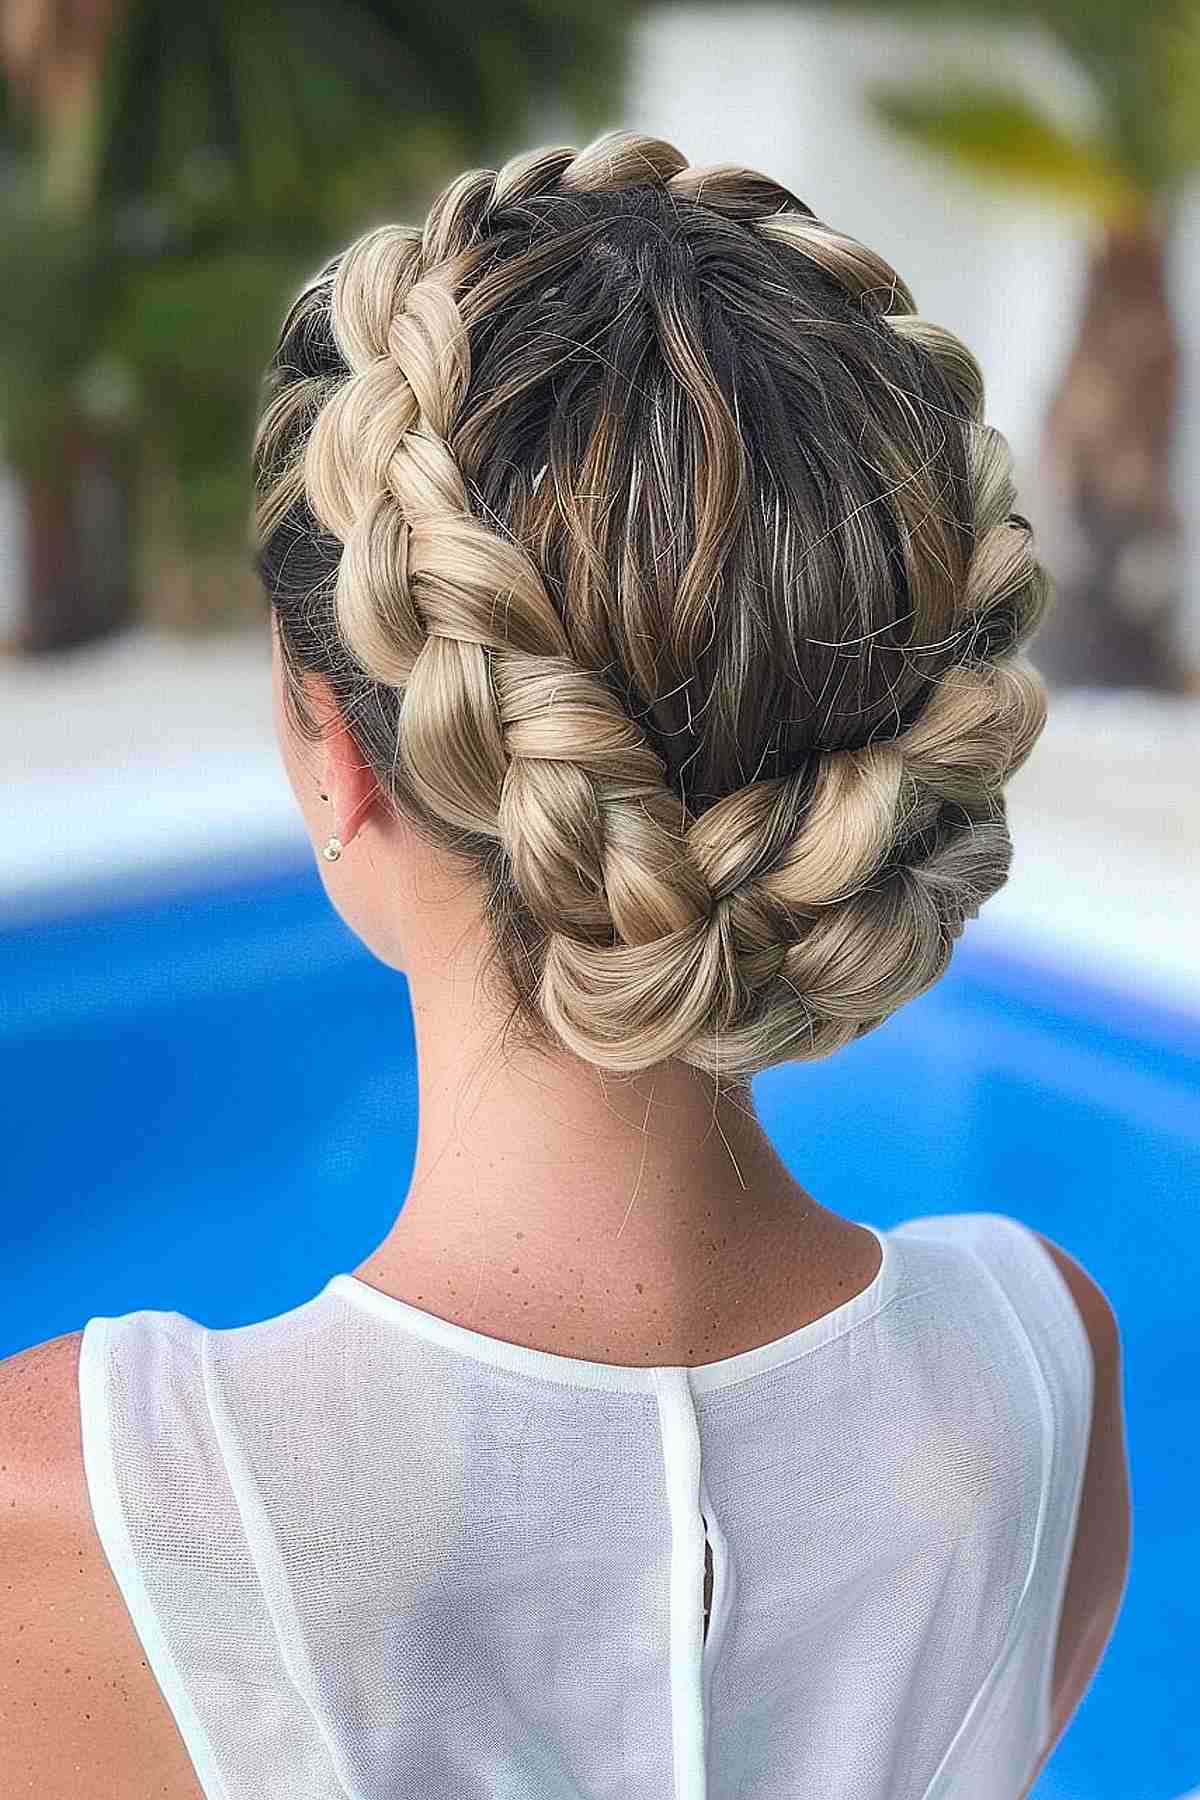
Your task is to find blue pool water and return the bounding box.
[2,855,1198,1800]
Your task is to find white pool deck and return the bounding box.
[2,624,1198,1029]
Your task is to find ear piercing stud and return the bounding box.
[316,787,341,858]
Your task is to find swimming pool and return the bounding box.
[3,855,1198,1800]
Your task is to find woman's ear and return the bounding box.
[302,672,382,849]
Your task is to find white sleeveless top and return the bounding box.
[77,1210,1092,1800]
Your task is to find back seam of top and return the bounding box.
[911,1228,1058,1800]
[653,1367,709,1800]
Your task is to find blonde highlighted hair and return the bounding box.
[252,128,1051,1080]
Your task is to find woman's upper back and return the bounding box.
[76,1209,1094,1800]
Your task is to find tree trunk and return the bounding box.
[1028,218,1192,693]
[15,405,139,653]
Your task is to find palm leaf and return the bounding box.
[867,80,1147,218]
[92,0,631,218]
[0,190,121,462]
[1148,0,1200,177]
[808,0,1190,193]
[99,247,316,541]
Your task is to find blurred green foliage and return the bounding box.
[825,0,1199,691]
[0,0,632,636]
[815,0,1200,215]
[866,86,1146,218]
[91,0,624,217]
[5,0,1197,660]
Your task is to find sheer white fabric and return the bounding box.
[77,1210,1092,1799]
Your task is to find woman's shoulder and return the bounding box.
[0,1329,207,1797]
[888,1207,1108,1300]
[0,1328,88,1542]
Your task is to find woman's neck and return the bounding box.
[348,972,868,1363]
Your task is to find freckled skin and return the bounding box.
[0,1333,211,1798]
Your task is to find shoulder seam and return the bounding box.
[994,1220,1096,1395]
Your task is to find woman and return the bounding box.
[1,129,1130,1798]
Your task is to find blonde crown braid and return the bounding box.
[254,129,1051,1078]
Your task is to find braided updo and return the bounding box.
[253,128,1051,1080]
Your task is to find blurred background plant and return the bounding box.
[2,0,1198,689]
[832,0,1200,688]
[0,0,630,650]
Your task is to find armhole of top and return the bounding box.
[988,1216,1097,1759]
[77,1315,234,1800]
[959,1215,1096,1760]
[893,1211,1096,1779]
[987,1215,1096,1408]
